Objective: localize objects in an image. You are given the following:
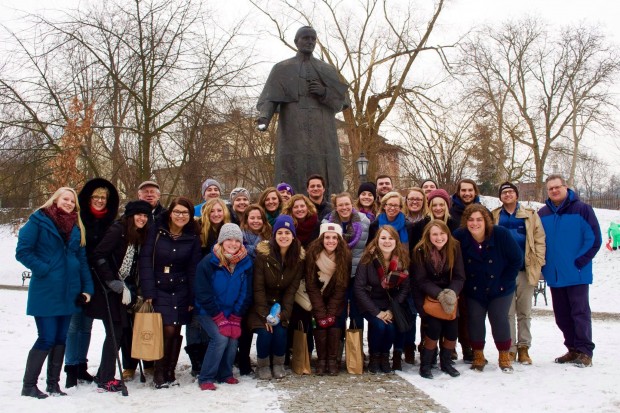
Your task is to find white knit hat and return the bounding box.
[319,222,343,237]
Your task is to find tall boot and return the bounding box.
[439,347,460,377]
[22,348,49,399]
[367,353,380,374]
[419,348,434,379]
[327,328,341,376]
[46,345,67,396]
[379,353,392,374]
[185,343,207,377]
[166,335,183,385]
[256,357,272,380]
[392,350,403,371]
[272,355,286,379]
[313,329,328,376]
[153,337,170,389]
[64,364,78,388]
[404,343,416,365]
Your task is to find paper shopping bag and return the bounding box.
[291,322,311,375]
[131,301,164,361]
[345,320,363,374]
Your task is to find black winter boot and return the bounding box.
[379,353,392,374]
[22,349,49,399]
[367,353,380,374]
[440,347,460,377]
[419,348,434,379]
[64,364,78,388]
[166,335,183,386]
[185,343,207,377]
[392,350,403,371]
[77,362,94,383]
[46,345,67,396]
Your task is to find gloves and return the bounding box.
[228,315,242,339]
[266,303,281,326]
[317,315,336,329]
[106,280,124,294]
[575,256,589,270]
[121,285,132,305]
[213,312,230,337]
[437,289,457,315]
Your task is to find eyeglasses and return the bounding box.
[385,204,401,210]
[407,198,423,203]
[171,210,190,217]
[547,185,566,192]
[91,196,107,201]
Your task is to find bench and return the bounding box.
[22,271,31,286]
[533,278,547,306]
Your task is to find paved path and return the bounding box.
[259,370,448,413]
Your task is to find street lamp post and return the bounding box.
[356,152,369,184]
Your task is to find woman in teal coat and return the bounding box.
[16,187,94,398]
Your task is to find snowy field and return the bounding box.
[1,201,619,412]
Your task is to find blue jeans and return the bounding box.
[364,313,396,354]
[255,324,287,359]
[64,311,94,365]
[34,315,72,351]
[394,297,417,351]
[197,315,237,383]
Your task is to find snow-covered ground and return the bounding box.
[1,202,619,412]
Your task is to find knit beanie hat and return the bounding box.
[357,182,377,198]
[201,179,222,197]
[276,182,295,196]
[230,187,251,203]
[123,200,152,217]
[217,223,243,244]
[319,222,343,238]
[272,215,296,238]
[427,189,451,207]
[498,182,519,198]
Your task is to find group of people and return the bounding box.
[16,172,602,398]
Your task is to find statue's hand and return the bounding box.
[308,80,326,97]
[256,117,269,131]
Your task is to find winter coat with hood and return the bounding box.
[247,240,305,330]
[538,188,601,288]
[492,203,546,287]
[194,251,253,318]
[16,210,94,317]
[139,216,202,325]
[78,177,120,267]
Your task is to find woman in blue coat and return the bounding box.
[16,187,94,398]
[194,223,253,390]
[453,204,523,373]
[140,196,201,389]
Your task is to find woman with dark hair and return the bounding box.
[248,215,304,380]
[453,204,523,373]
[88,200,151,391]
[354,225,410,374]
[65,178,119,387]
[305,224,351,375]
[227,187,251,225]
[241,204,272,259]
[258,187,283,226]
[412,220,465,379]
[140,196,201,388]
[355,182,378,223]
[16,187,94,398]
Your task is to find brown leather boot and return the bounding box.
[517,345,532,365]
[327,328,341,376]
[555,348,579,364]
[498,351,514,373]
[471,349,486,372]
[313,329,328,376]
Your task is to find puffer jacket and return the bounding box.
[322,209,370,277]
[247,241,305,330]
[492,204,546,286]
[16,210,94,316]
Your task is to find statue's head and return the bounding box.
[294,26,317,55]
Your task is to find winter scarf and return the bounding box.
[213,243,248,273]
[266,209,280,226]
[377,212,409,244]
[42,204,78,241]
[296,213,318,246]
[90,205,108,219]
[316,250,337,293]
[429,247,446,274]
[327,209,362,249]
[117,244,138,281]
[359,207,376,223]
[372,252,408,289]
[242,230,263,258]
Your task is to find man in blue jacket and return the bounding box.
[538,175,601,367]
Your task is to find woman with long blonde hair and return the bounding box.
[199,198,231,255]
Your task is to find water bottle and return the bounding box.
[266,302,281,326]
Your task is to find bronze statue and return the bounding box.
[257,26,349,196]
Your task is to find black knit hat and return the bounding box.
[123,200,152,217]
[498,182,519,198]
[357,182,377,199]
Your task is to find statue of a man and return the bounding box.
[257,26,349,196]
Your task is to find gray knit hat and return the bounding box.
[217,223,243,244]
[230,187,251,203]
[201,179,222,197]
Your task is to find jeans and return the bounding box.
[467,294,513,351]
[197,315,237,383]
[364,313,396,354]
[34,315,72,351]
[64,311,94,365]
[255,324,287,359]
[508,271,536,351]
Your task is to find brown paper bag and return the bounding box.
[131,301,164,361]
[291,322,311,375]
[345,321,363,374]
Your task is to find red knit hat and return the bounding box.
[426,189,451,207]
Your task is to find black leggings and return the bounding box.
[423,315,458,342]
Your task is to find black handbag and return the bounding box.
[387,291,414,333]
